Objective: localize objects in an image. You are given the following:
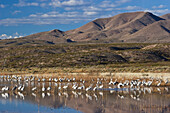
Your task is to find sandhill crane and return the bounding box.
[72,83,78,90]
[98,84,103,89]
[157,80,161,86]
[58,83,61,90]
[86,84,93,91]
[117,82,124,88]
[32,87,37,91]
[20,85,25,91]
[109,78,114,85]
[1,86,9,92]
[47,86,51,91]
[12,85,18,91]
[77,83,85,90]
[63,83,69,90]
[93,84,98,91]
[42,85,45,92]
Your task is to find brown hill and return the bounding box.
[1,11,170,44]
[23,29,73,43]
[125,20,170,43]
[161,13,170,19]
[65,12,165,42]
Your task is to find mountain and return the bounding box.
[125,20,170,43]
[65,12,166,42]
[161,13,170,19]
[1,11,170,44]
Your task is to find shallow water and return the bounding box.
[0,99,81,113]
[0,75,170,113]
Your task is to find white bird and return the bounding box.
[58,83,61,90]
[12,85,18,91]
[20,85,25,91]
[164,79,169,84]
[93,86,98,91]
[147,79,153,86]
[32,87,37,91]
[63,84,69,90]
[157,80,161,86]
[72,77,76,81]
[54,78,58,82]
[42,93,45,98]
[42,78,46,82]
[146,87,152,93]
[157,88,161,92]
[18,85,22,90]
[113,79,118,85]
[47,86,51,91]
[42,86,45,92]
[109,78,114,85]
[124,80,129,86]
[86,84,93,91]
[117,82,124,88]
[63,92,68,98]
[1,86,8,92]
[48,77,52,82]
[98,84,103,89]
[72,83,78,90]
[31,77,35,81]
[77,84,85,90]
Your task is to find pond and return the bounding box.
[0,75,169,113]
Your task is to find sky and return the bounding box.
[0,0,170,39]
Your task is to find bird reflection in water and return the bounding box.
[0,74,170,113]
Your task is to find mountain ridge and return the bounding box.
[1,11,170,43]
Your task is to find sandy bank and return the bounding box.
[5,72,169,81]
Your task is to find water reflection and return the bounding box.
[0,75,170,113]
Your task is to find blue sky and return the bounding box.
[0,0,170,39]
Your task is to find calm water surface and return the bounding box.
[0,75,169,113]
